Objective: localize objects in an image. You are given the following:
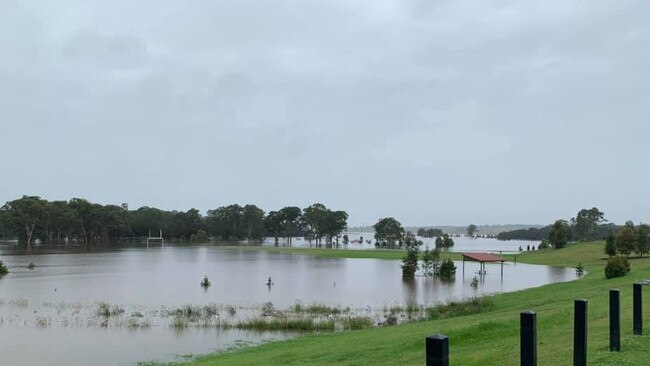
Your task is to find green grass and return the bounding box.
[154,242,650,365]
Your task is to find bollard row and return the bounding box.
[426,283,644,366]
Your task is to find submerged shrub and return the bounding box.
[226,305,237,317]
[261,302,275,316]
[200,276,211,288]
[97,302,125,317]
[470,276,479,289]
[605,256,630,279]
[236,318,335,332]
[0,260,8,276]
[293,301,303,313]
[437,259,457,280]
[343,316,373,330]
[305,304,342,315]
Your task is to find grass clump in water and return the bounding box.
[0,260,8,276]
[261,302,275,316]
[226,305,237,317]
[305,304,342,315]
[293,301,303,313]
[200,276,211,288]
[343,316,374,330]
[426,296,494,320]
[97,302,125,317]
[235,318,335,332]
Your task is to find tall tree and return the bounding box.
[68,198,94,246]
[616,221,637,257]
[373,217,405,247]
[264,211,284,245]
[303,203,328,246]
[242,204,265,243]
[548,220,569,249]
[571,207,606,241]
[0,196,48,249]
[637,224,650,257]
[604,230,617,257]
[435,234,454,248]
[466,224,478,237]
[322,210,348,246]
[401,232,422,278]
[44,201,79,244]
[279,206,302,246]
[207,205,244,240]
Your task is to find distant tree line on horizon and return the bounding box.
[497,208,622,243]
[504,207,648,255]
[0,196,348,249]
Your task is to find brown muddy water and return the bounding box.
[0,245,578,365]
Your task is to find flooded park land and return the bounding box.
[0,243,575,366]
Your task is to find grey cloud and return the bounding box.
[1,0,649,226]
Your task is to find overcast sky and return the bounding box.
[1,0,649,227]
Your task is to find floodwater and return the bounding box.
[263,233,539,253]
[0,244,575,366]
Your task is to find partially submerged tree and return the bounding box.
[0,260,8,276]
[401,233,422,278]
[242,205,265,243]
[466,224,478,237]
[435,234,454,249]
[206,204,244,240]
[437,259,457,280]
[0,196,48,249]
[279,206,302,246]
[303,203,328,246]
[373,217,405,247]
[264,211,284,245]
[421,247,441,277]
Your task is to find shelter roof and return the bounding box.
[461,252,507,262]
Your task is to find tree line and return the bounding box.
[0,196,348,249]
[497,207,619,242]
[604,221,649,258]
[530,207,649,254]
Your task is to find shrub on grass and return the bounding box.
[605,256,630,279]
[538,240,550,250]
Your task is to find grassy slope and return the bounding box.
[164,242,650,366]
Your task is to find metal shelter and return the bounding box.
[461,252,507,277]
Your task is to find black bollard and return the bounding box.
[426,334,449,366]
[520,311,537,366]
[574,299,588,366]
[609,289,620,351]
[634,283,643,335]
